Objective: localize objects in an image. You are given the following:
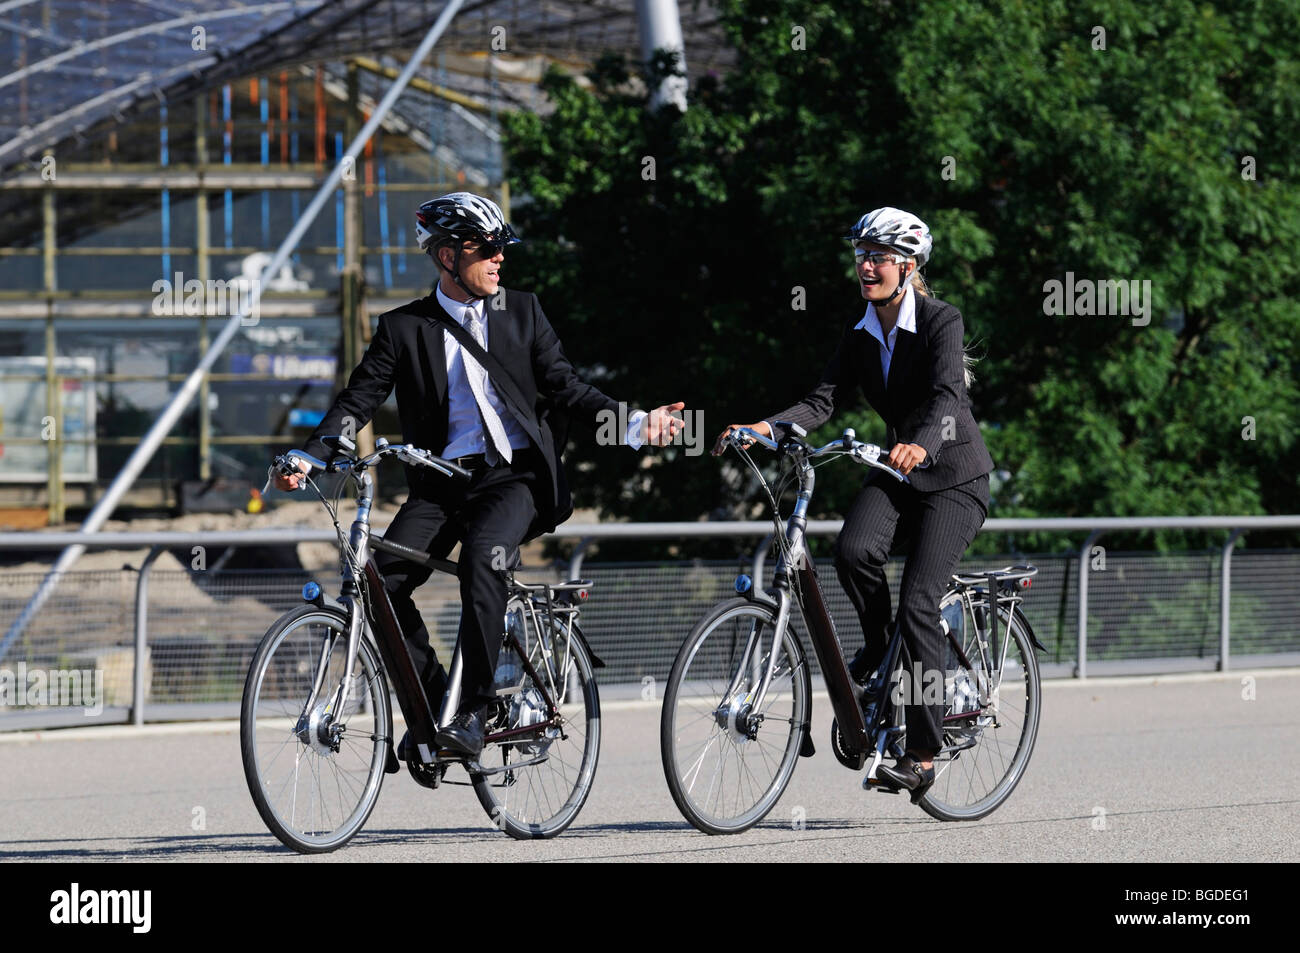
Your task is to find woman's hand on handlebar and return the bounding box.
[887,442,927,476]
[272,458,310,492]
[712,421,772,456]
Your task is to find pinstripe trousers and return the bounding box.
[833,470,990,755]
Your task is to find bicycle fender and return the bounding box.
[569,621,606,669]
[1016,609,1048,654]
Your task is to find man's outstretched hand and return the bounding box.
[644,401,687,446]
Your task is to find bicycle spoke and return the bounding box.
[662,603,808,834]
[242,611,389,852]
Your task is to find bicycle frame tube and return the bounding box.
[362,557,440,750]
[745,444,870,755]
[796,564,869,753]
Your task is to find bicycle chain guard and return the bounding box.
[830,718,869,771]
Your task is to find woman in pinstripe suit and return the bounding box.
[716,208,994,799]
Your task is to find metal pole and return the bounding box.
[1219,528,1244,672]
[635,0,688,111]
[196,95,212,482]
[1077,530,1102,679]
[0,0,468,663]
[42,181,63,525]
[568,537,594,580]
[133,546,164,726]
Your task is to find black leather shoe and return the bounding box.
[847,647,875,685]
[434,706,486,758]
[875,755,936,804]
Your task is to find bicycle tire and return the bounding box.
[240,605,391,853]
[660,597,811,835]
[915,594,1041,821]
[471,599,600,839]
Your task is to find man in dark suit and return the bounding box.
[276,192,684,756]
[717,207,992,799]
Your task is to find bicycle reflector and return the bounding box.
[1019,578,1032,590]
[735,574,753,594]
[302,581,322,602]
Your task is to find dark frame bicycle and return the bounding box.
[240,435,602,852]
[659,424,1046,834]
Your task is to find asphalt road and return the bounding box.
[2,670,1298,863]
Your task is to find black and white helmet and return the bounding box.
[414,191,520,251]
[845,207,932,267]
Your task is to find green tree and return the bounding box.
[502,0,1300,558]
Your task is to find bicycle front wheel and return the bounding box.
[240,606,391,853]
[918,594,1041,821]
[660,598,810,835]
[471,600,600,839]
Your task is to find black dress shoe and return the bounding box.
[435,706,486,758]
[847,647,877,686]
[875,755,936,804]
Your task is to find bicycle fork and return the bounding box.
[720,589,795,741]
[294,596,366,753]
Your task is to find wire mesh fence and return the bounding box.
[1,547,1297,729]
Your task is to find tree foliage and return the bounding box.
[501,0,1300,556]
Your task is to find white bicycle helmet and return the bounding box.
[845,206,931,304]
[845,206,932,266]
[415,192,520,295]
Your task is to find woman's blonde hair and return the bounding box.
[904,262,978,388]
[907,268,931,298]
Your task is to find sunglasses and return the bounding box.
[853,248,904,267]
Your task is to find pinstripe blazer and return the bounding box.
[768,293,994,492]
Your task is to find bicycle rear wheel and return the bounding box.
[660,598,810,835]
[241,606,391,853]
[471,599,600,839]
[917,592,1041,821]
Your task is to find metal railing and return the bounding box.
[1,516,1298,731]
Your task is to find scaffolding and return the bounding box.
[0,1,732,521]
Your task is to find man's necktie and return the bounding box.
[461,304,512,464]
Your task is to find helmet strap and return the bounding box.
[433,242,481,300]
[878,262,911,307]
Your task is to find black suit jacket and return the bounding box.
[302,288,620,539]
[768,293,994,492]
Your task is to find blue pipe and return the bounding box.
[290,83,301,267]
[222,84,233,249]
[335,131,345,274]
[160,100,170,277]
[260,77,270,249]
[377,132,392,288]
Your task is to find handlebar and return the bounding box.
[264,438,471,493]
[722,425,910,484]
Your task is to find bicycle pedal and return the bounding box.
[863,778,902,794]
